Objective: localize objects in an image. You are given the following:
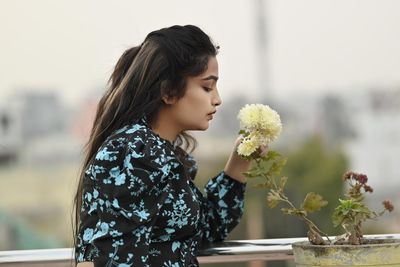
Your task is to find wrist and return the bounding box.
[224,155,251,183]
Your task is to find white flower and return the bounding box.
[237,104,282,157]
[237,135,259,156]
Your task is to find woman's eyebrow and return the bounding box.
[202,75,219,81]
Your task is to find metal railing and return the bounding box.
[0,234,399,266]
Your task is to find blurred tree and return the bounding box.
[258,135,349,237]
[0,209,61,250]
[281,135,349,234]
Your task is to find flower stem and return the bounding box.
[257,159,331,243]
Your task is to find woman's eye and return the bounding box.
[203,87,212,92]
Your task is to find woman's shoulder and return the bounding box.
[101,119,180,169]
[88,120,181,184]
[87,119,200,187]
[106,119,149,141]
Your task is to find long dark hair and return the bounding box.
[73,25,218,261]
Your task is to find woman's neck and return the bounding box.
[151,111,181,143]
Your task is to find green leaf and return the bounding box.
[331,213,343,227]
[238,129,247,135]
[267,191,281,208]
[253,182,271,189]
[243,166,268,178]
[242,170,260,178]
[267,158,287,177]
[331,198,374,228]
[262,150,281,161]
[302,192,328,213]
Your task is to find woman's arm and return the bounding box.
[200,136,268,242]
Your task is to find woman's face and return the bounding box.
[166,56,222,131]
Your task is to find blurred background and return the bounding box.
[1,0,399,266]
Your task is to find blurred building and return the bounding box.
[278,88,400,197]
[0,106,18,165]
[0,90,81,166]
[346,89,400,196]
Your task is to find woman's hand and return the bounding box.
[224,136,268,183]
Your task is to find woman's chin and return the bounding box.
[184,121,210,131]
[201,125,209,131]
[201,121,210,130]
[193,123,209,131]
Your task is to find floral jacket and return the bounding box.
[76,118,246,266]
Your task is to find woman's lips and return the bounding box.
[207,111,216,120]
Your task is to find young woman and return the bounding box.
[74,25,262,267]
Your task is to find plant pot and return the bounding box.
[292,239,400,266]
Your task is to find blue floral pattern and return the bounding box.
[76,118,246,266]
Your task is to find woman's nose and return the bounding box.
[212,90,222,106]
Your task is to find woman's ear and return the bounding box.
[160,80,177,105]
[162,95,177,105]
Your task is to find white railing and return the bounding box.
[0,234,399,266]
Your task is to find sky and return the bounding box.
[1,0,400,105]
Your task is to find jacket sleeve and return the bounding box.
[76,130,179,266]
[201,171,246,242]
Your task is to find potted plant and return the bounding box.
[236,104,399,266]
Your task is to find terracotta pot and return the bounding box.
[292,239,400,266]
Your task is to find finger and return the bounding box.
[235,135,244,146]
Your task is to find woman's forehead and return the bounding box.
[199,57,219,80]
